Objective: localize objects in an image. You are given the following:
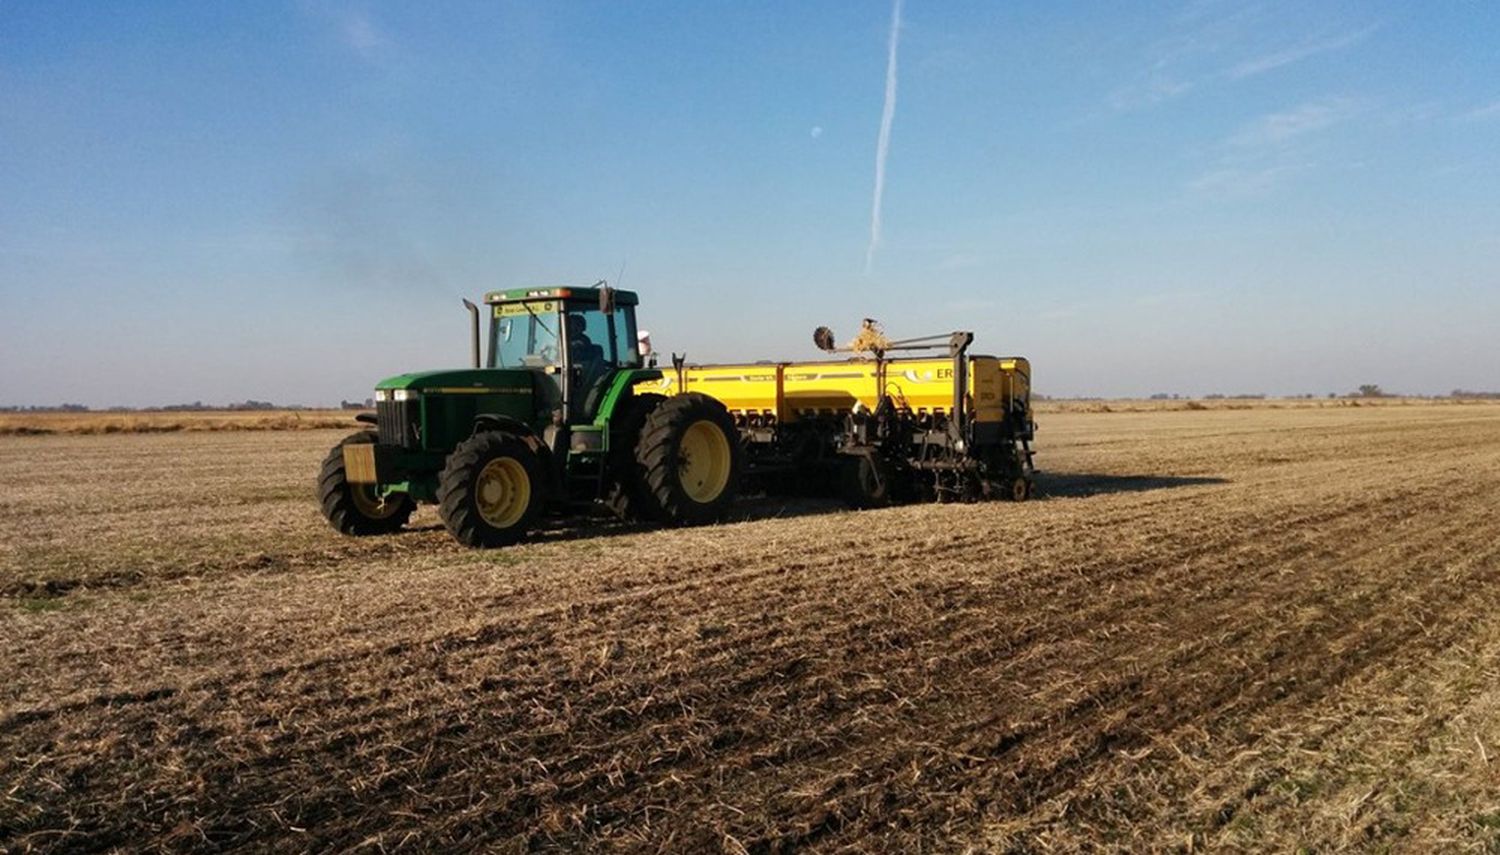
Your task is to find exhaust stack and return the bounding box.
[462,299,481,368]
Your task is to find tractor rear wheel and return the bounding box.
[839,453,895,509]
[634,393,741,524]
[603,393,665,520]
[319,432,415,535]
[437,432,545,547]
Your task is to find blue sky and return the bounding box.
[2,1,1497,405]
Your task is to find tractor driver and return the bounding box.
[565,313,610,412]
[564,313,604,364]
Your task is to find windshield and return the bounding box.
[490,302,561,368]
[490,299,639,370]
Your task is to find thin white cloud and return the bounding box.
[1229,26,1377,79]
[1109,75,1195,111]
[342,11,389,59]
[1173,0,1247,27]
[864,0,903,275]
[1461,99,1500,121]
[1106,3,1263,112]
[1134,289,1206,307]
[937,251,983,272]
[1108,15,1376,113]
[1191,99,1358,196]
[1190,164,1304,196]
[1227,98,1361,147]
[943,297,997,312]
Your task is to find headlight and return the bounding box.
[374,389,390,402]
[393,389,419,401]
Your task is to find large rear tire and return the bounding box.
[319,432,415,536]
[634,393,742,524]
[437,432,546,548]
[603,393,665,520]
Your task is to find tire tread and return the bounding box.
[436,432,544,548]
[631,393,741,525]
[317,432,414,535]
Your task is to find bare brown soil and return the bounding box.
[2,404,1498,852]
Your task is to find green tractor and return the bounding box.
[318,284,741,547]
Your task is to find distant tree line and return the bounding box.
[0,400,375,412]
[1134,387,1500,400]
[0,404,91,412]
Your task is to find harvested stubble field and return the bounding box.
[0,410,357,437]
[2,403,1499,852]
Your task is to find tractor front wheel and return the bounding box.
[437,432,546,547]
[634,393,742,524]
[318,432,415,536]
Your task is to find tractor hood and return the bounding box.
[374,368,536,393]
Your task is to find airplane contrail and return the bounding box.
[865,0,903,275]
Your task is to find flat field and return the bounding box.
[0,409,356,437]
[2,403,1499,852]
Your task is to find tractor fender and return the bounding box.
[473,413,536,439]
[472,415,549,457]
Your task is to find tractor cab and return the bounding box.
[484,286,643,422]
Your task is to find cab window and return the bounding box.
[613,307,641,368]
[491,305,562,368]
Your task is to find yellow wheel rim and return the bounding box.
[351,485,403,519]
[679,420,732,503]
[476,457,531,528]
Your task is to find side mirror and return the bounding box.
[813,326,837,352]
